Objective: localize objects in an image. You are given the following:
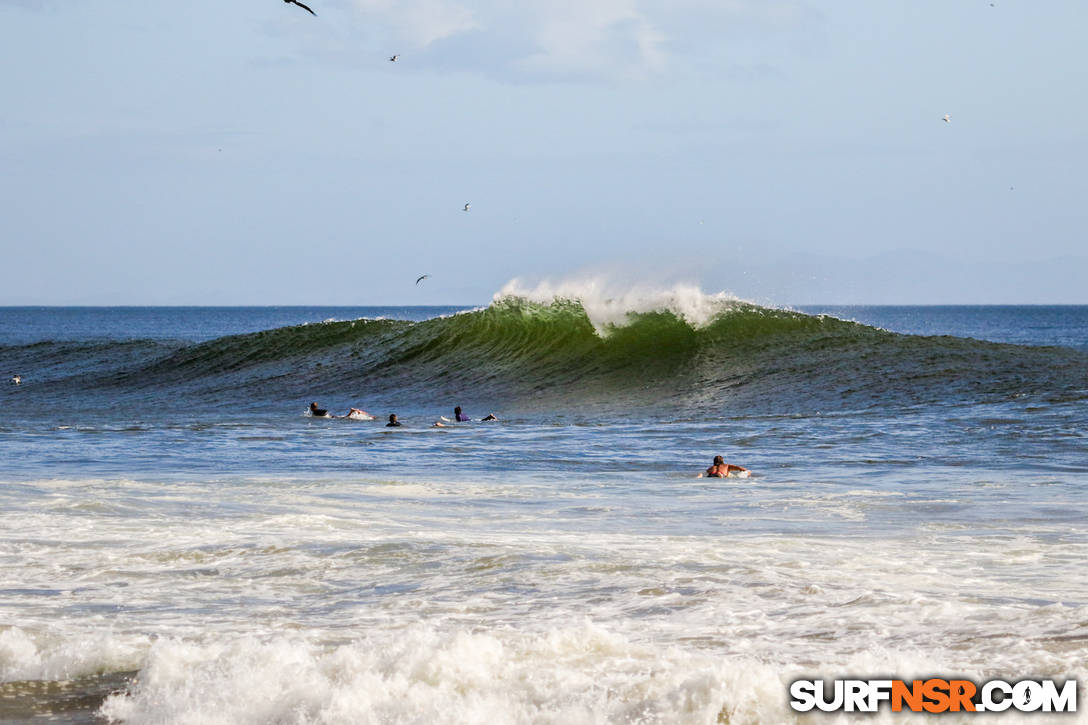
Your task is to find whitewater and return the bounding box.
[1,287,1086,723]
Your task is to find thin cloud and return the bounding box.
[347,0,815,81]
[352,0,478,47]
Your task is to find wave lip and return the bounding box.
[495,277,746,333]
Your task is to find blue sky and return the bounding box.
[1,0,1085,305]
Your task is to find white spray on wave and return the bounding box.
[494,277,745,334]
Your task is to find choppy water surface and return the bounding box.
[1,293,1086,723]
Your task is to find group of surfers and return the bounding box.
[309,403,497,428]
[308,402,748,477]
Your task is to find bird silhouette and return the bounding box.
[942,114,951,123]
[390,55,399,62]
[284,0,316,16]
[415,274,430,285]
[463,203,471,212]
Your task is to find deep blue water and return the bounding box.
[2,304,1086,348]
[798,305,1088,350]
[0,306,467,345]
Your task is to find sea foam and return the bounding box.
[0,626,144,682]
[100,624,792,725]
[494,277,744,333]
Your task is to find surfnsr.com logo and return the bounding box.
[789,679,1077,713]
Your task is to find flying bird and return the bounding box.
[942,114,951,123]
[284,0,316,16]
[390,55,399,62]
[10,375,21,385]
[463,203,471,212]
[415,274,430,286]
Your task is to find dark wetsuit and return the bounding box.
[312,408,328,417]
[386,421,402,427]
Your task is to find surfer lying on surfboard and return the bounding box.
[452,406,498,422]
[434,407,500,426]
[309,402,374,419]
[699,455,749,478]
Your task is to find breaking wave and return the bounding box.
[3,284,1086,416]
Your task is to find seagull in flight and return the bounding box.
[10,375,21,385]
[942,114,951,123]
[284,0,316,16]
[463,203,471,212]
[415,274,430,286]
[390,55,399,62]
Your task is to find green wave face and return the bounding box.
[6,299,1087,416]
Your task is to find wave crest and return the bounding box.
[495,277,743,333]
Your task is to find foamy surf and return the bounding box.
[0,627,143,684]
[98,625,796,725]
[9,621,1079,724]
[4,470,1087,723]
[494,277,745,333]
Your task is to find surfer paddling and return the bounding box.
[699,455,749,478]
[435,406,499,426]
[309,402,374,419]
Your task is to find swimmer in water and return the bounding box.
[481,413,498,421]
[345,408,372,419]
[309,402,329,417]
[700,455,748,478]
[454,406,470,422]
[386,413,402,427]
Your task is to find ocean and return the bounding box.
[1,291,1086,724]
